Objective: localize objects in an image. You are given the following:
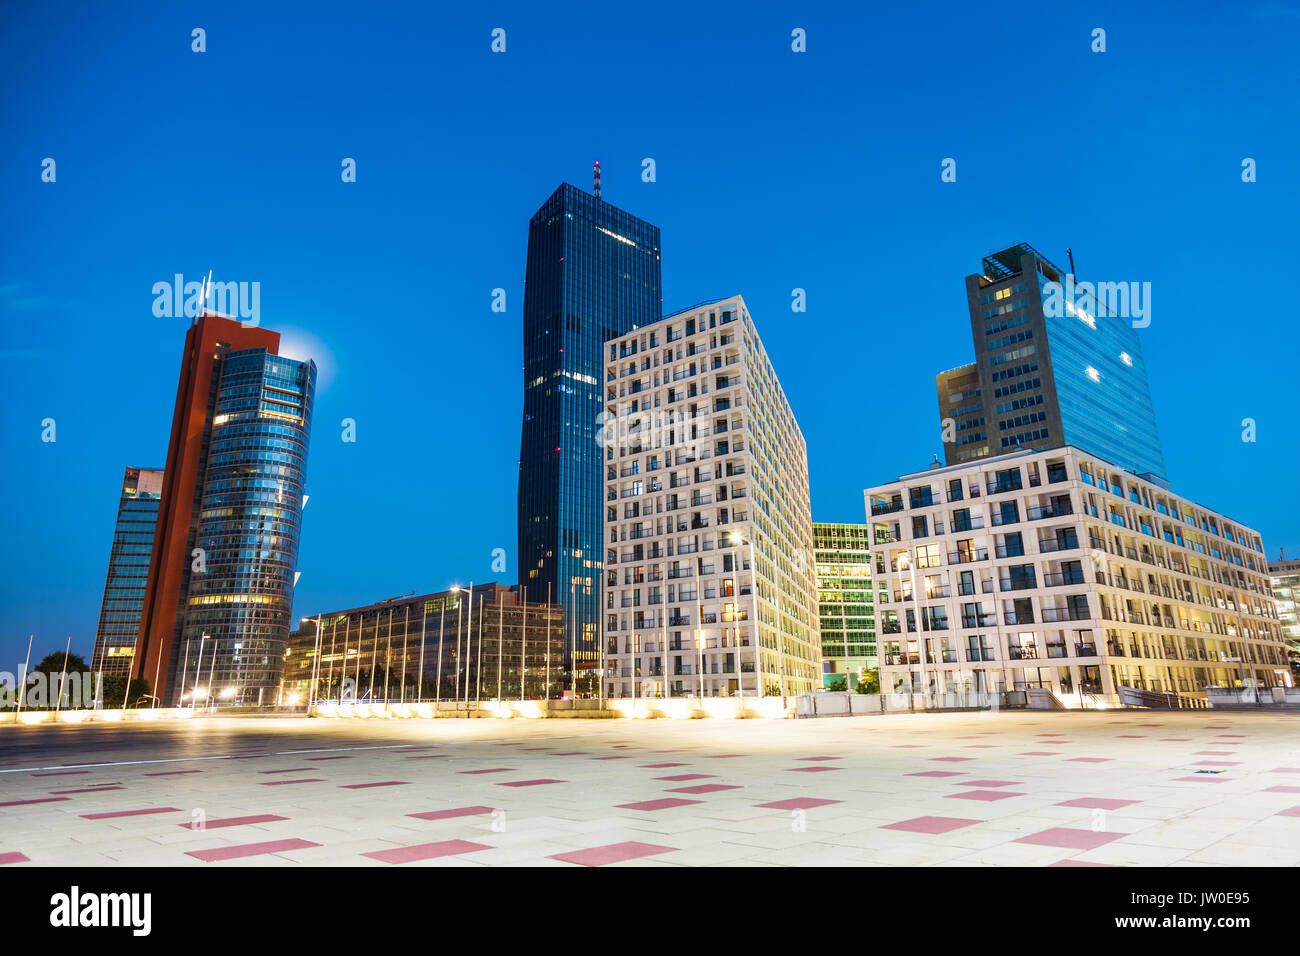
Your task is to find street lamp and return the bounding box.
[451,583,474,705]
[191,635,210,711]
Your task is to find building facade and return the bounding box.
[1268,556,1300,665]
[938,243,1166,484]
[282,584,566,703]
[601,295,819,698]
[135,313,315,706]
[91,467,164,676]
[813,522,876,688]
[867,446,1287,704]
[517,181,662,679]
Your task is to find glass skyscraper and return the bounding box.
[517,182,661,674]
[136,313,315,706]
[91,467,164,676]
[177,349,315,706]
[938,243,1167,485]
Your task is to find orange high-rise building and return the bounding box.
[134,313,315,705]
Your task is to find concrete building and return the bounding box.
[867,446,1288,705]
[91,467,164,676]
[938,243,1166,484]
[813,522,876,688]
[601,294,819,698]
[282,584,566,703]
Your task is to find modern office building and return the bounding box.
[517,179,662,680]
[90,467,164,676]
[813,522,876,688]
[938,243,1167,485]
[867,446,1288,705]
[1268,555,1300,664]
[281,584,566,703]
[135,312,315,706]
[601,295,820,698]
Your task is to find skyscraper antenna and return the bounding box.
[1066,247,1075,276]
[593,161,601,201]
[197,269,212,323]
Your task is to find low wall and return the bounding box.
[1207,686,1300,709]
[310,697,795,719]
[796,690,1029,718]
[0,707,195,725]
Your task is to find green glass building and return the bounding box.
[813,522,876,688]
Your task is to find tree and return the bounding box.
[825,676,848,692]
[855,668,881,694]
[31,651,89,677]
[98,675,153,709]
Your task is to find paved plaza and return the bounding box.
[2,709,1300,866]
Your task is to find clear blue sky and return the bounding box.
[2,0,1297,668]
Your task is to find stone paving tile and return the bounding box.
[2,710,1299,865]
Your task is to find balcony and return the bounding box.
[948,548,989,564]
[1004,611,1034,626]
[1040,606,1090,623]
[1039,536,1080,553]
[966,648,996,662]
[999,577,1037,592]
[872,500,904,516]
[1007,646,1038,660]
[1028,503,1074,521]
[1076,643,1099,657]
[1042,570,1088,587]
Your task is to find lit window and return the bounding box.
[1085,366,1100,383]
[1119,352,1133,366]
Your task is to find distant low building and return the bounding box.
[868,445,1288,704]
[282,584,565,703]
[1268,556,1300,665]
[813,522,876,688]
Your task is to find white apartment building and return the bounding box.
[867,446,1289,704]
[601,295,819,698]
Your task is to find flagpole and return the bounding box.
[16,634,32,716]
[496,595,504,703]
[55,636,71,714]
[400,606,409,704]
[520,587,528,702]
[418,602,427,703]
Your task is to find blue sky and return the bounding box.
[2,0,1298,668]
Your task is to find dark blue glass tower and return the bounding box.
[518,182,661,674]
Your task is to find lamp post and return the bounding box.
[308,616,323,710]
[191,635,210,711]
[451,583,474,706]
[205,639,218,714]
